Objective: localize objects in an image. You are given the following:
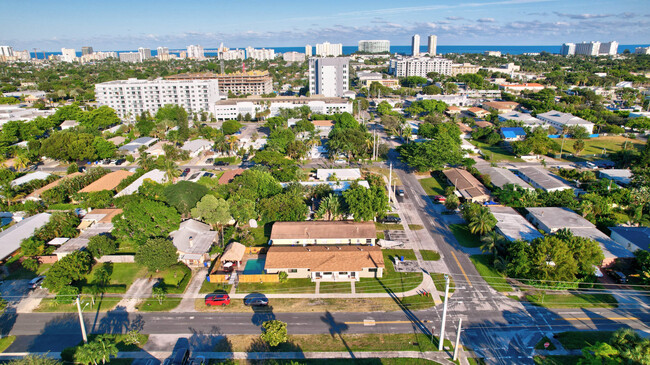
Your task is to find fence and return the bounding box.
[208,274,230,283]
[34,255,58,264]
[238,274,279,283]
[245,247,268,255]
[96,255,135,263]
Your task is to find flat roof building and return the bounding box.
[309,57,349,98]
[489,206,543,242]
[515,167,572,192]
[316,168,362,181]
[389,57,453,77]
[166,71,273,96]
[0,213,51,261]
[537,110,595,134]
[609,226,650,253]
[358,40,390,53]
[476,166,534,190]
[213,96,351,120]
[315,42,342,57]
[498,111,545,128]
[598,169,632,186]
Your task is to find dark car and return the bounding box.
[115,159,126,165]
[205,293,230,306]
[397,189,405,197]
[611,271,627,284]
[180,168,191,177]
[169,348,190,365]
[29,276,45,289]
[379,216,401,223]
[205,158,214,164]
[244,297,269,306]
[213,161,228,166]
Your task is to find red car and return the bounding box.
[205,293,230,306]
[433,195,446,202]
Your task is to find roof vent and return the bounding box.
[326,246,330,250]
[337,246,341,250]
[306,248,311,252]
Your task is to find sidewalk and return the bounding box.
[171,267,208,312]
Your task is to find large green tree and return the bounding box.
[342,184,389,221]
[163,181,209,216]
[135,238,178,272]
[260,320,288,347]
[112,198,180,246]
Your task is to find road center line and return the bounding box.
[451,251,473,287]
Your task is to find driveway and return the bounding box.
[171,268,208,312]
[117,278,157,312]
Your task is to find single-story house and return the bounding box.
[500,127,527,142]
[457,122,473,137]
[489,206,543,242]
[599,169,632,186]
[53,238,90,260]
[316,168,362,181]
[499,83,545,93]
[515,167,572,192]
[468,107,489,118]
[536,110,595,134]
[220,241,246,268]
[54,209,124,259]
[270,221,377,246]
[482,101,519,113]
[474,120,494,129]
[0,213,51,261]
[280,181,370,193]
[107,136,126,146]
[118,137,159,154]
[60,120,79,130]
[475,166,534,190]
[181,139,213,158]
[313,120,335,136]
[218,168,244,185]
[461,139,480,155]
[169,219,217,267]
[145,141,173,157]
[115,169,167,197]
[446,106,462,115]
[264,245,385,281]
[442,168,491,203]
[25,172,83,201]
[526,207,634,265]
[608,226,650,253]
[79,170,134,193]
[11,171,51,187]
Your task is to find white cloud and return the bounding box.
[478,18,496,23]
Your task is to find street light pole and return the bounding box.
[453,318,463,361]
[75,296,88,343]
[438,274,450,351]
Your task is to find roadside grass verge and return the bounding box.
[199,280,232,294]
[419,176,447,196]
[449,224,481,248]
[469,255,513,292]
[525,292,617,308]
[319,281,352,293]
[34,297,121,313]
[470,140,524,163]
[356,251,422,294]
[420,250,441,261]
[555,331,615,350]
[0,336,16,353]
[135,297,182,312]
[430,273,455,294]
[236,278,316,294]
[79,262,146,294]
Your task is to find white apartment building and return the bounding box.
[283,51,305,62]
[61,48,77,63]
[213,97,352,120]
[309,57,349,97]
[389,57,452,77]
[95,78,220,120]
[81,51,117,63]
[305,45,313,57]
[412,35,420,56]
[157,47,170,60]
[599,41,618,56]
[187,45,205,60]
[484,51,502,57]
[119,52,141,63]
[635,47,650,55]
[138,47,152,61]
[575,42,600,56]
[218,49,245,60]
[560,43,576,56]
[246,47,275,61]
[427,35,437,56]
[536,110,595,134]
[0,46,14,57]
[358,40,390,53]
[316,42,343,57]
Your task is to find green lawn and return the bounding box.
[535,336,556,350]
[419,176,448,196]
[257,359,442,365]
[35,297,121,313]
[236,278,316,294]
[556,331,615,350]
[244,223,272,246]
[470,140,524,162]
[356,251,423,294]
[449,224,482,248]
[560,136,644,156]
[534,355,584,365]
[199,279,232,294]
[319,281,352,293]
[408,224,424,230]
[420,250,441,261]
[152,263,192,294]
[377,231,385,239]
[136,297,182,312]
[0,336,16,353]
[375,222,405,230]
[469,255,513,292]
[85,333,149,351]
[430,273,455,294]
[80,263,146,294]
[525,292,617,308]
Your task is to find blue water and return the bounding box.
[243,258,265,274]
[29,44,650,59]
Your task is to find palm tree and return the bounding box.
[12,154,29,172]
[136,152,154,171]
[163,160,180,182]
[480,231,504,258]
[317,193,341,221]
[226,135,239,156]
[468,209,496,236]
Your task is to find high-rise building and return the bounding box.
[166,71,273,95]
[81,47,94,56]
[61,48,77,62]
[427,35,437,56]
[305,45,313,57]
[95,78,220,120]
[599,41,618,56]
[358,40,390,53]
[575,42,600,56]
[119,52,141,63]
[283,52,306,62]
[315,42,343,57]
[309,57,349,97]
[635,47,650,55]
[246,47,275,61]
[0,46,14,57]
[560,43,576,56]
[389,57,453,77]
[411,35,420,56]
[138,47,152,61]
[157,47,170,60]
[187,45,205,60]
[218,49,245,60]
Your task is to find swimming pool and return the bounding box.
[243,257,266,274]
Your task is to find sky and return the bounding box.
[1,0,649,51]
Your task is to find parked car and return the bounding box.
[29,276,45,289]
[611,271,627,284]
[169,348,190,365]
[115,159,126,165]
[205,158,214,164]
[433,195,446,202]
[205,293,231,306]
[244,297,269,307]
[397,189,405,197]
[379,216,401,224]
[180,168,191,177]
[213,161,228,166]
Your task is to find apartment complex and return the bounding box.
[283,51,305,62]
[212,96,352,120]
[389,56,452,77]
[95,78,220,120]
[81,46,93,56]
[411,34,420,56]
[61,48,76,62]
[451,63,480,76]
[187,45,204,59]
[537,110,595,134]
[561,41,618,56]
[119,52,140,63]
[305,45,313,57]
[157,47,170,60]
[316,42,343,57]
[358,40,390,53]
[246,47,275,60]
[309,57,349,97]
[165,71,272,95]
[428,35,437,55]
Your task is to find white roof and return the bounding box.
[489,206,543,242]
[498,111,543,124]
[476,166,534,190]
[280,181,370,192]
[0,213,51,260]
[169,219,216,255]
[316,168,362,181]
[115,169,167,197]
[181,139,213,152]
[537,110,593,126]
[48,237,70,246]
[11,172,52,187]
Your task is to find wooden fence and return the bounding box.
[245,247,268,255]
[238,274,279,283]
[208,274,229,283]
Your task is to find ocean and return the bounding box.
[30,44,649,59]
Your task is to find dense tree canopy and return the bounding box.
[112,198,180,246]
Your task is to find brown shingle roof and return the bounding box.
[313,120,335,127]
[218,168,244,185]
[265,245,385,271]
[27,172,82,199]
[270,221,376,240]
[482,101,519,110]
[79,170,134,193]
[442,168,490,199]
[83,208,123,224]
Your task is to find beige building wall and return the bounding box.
[271,237,375,246]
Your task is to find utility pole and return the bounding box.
[75,296,88,343]
[388,162,392,202]
[438,274,450,351]
[453,318,463,361]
